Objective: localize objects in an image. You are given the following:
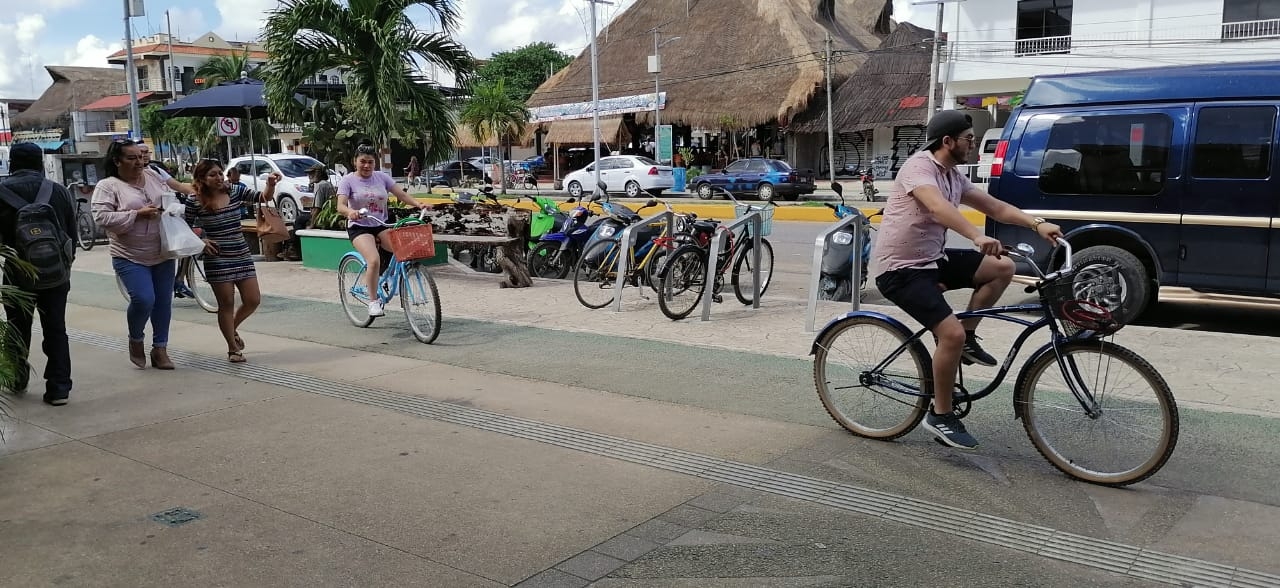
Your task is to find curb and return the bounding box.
[412,196,986,225]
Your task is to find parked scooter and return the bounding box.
[518,194,568,252]
[818,182,881,302]
[527,197,597,279]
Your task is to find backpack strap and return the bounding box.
[0,183,27,211]
[33,180,54,206]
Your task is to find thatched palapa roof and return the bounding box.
[528,0,896,130]
[790,21,935,134]
[11,66,127,129]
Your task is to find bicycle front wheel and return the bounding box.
[731,238,774,305]
[400,263,441,344]
[76,212,95,251]
[657,245,708,321]
[1014,340,1178,486]
[573,238,623,309]
[185,256,217,313]
[338,254,374,328]
[813,315,930,440]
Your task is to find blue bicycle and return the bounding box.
[337,209,442,344]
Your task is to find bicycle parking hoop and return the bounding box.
[804,210,870,333]
[702,206,764,322]
[613,199,674,313]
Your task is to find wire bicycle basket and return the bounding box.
[734,204,774,236]
[1040,264,1124,336]
[385,223,436,261]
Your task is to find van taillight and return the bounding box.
[648,167,659,175]
[990,140,1009,177]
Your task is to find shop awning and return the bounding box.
[452,122,535,148]
[544,117,630,145]
[81,92,154,111]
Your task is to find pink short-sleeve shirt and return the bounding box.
[871,150,975,274]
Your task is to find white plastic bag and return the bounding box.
[159,198,205,258]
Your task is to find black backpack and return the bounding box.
[0,181,72,290]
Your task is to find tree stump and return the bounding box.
[496,211,532,288]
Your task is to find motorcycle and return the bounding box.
[818,182,881,302]
[518,194,567,253]
[858,168,883,202]
[527,197,598,279]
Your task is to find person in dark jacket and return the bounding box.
[0,142,77,406]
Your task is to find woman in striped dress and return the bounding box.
[186,159,279,363]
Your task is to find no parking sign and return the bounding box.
[216,117,241,137]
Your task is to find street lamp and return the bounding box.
[586,0,613,192]
[650,33,680,131]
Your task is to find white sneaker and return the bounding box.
[368,300,385,318]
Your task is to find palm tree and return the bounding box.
[261,0,473,164]
[195,50,263,87]
[460,78,529,195]
[0,248,34,427]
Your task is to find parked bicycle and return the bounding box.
[571,190,685,309]
[656,186,775,320]
[337,208,441,344]
[67,181,97,251]
[811,238,1178,486]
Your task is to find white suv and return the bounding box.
[228,153,334,223]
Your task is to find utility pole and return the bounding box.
[166,10,177,97]
[587,0,612,192]
[926,0,943,122]
[122,0,142,140]
[825,33,835,184]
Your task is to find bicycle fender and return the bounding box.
[341,251,368,266]
[809,310,914,355]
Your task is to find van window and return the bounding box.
[1037,113,1172,196]
[1191,106,1276,179]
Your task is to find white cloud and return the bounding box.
[0,14,47,99]
[166,6,210,42]
[62,35,123,68]
[213,0,277,43]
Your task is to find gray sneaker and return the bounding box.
[923,411,978,449]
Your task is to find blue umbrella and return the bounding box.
[159,74,304,189]
[158,75,274,119]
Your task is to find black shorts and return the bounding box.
[347,224,387,242]
[875,249,986,330]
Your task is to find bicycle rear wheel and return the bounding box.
[400,263,441,344]
[76,212,95,251]
[573,238,623,309]
[186,256,217,313]
[657,245,708,321]
[338,254,374,328]
[731,238,774,305]
[1014,340,1178,486]
[813,315,930,440]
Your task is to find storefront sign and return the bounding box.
[657,125,673,164]
[530,92,666,123]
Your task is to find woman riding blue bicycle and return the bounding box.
[337,144,430,319]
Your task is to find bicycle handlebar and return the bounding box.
[356,207,430,228]
[1004,237,1073,282]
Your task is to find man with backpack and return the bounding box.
[0,143,77,406]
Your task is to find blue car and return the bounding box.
[692,157,816,201]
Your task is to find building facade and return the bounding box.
[941,0,1280,143]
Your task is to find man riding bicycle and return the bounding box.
[871,110,1063,450]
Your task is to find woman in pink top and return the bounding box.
[91,140,177,370]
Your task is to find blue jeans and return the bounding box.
[112,257,176,347]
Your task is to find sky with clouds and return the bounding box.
[0,0,927,101]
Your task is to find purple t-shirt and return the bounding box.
[338,171,397,227]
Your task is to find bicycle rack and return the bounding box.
[613,209,675,312]
[698,210,764,321]
[804,213,867,333]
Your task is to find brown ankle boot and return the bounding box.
[129,340,146,368]
[150,347,175,370]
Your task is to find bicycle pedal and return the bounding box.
[712,294,723,303]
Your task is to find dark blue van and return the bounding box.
[986,60,1280,322]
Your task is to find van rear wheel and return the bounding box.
[1071,245,1151,326]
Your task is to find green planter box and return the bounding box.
[297,229,448,270]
